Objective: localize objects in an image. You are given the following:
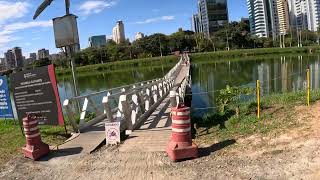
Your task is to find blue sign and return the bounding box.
[0,76,13,119]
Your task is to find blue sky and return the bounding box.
[0,0,248,58]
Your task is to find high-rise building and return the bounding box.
[197,0,229,36]
[38,48,50,60]
[89,35,107,48]
[277,0,290,35]
[288,0,308,30]
[135,32,145,40]
[4,50,15,69]
[247,0,272,37]
[287,0,320,32]
[30,53,37,61]
[192,14,201,33]
[306,0,320,31]
[112,21,125,44]
[247,0,291,38]
[12,47,23,67]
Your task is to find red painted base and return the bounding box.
[23,142,50,160]
[166,141,198,162]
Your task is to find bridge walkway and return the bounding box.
[55,58,190,154]
[119,64,189,152]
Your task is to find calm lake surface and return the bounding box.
[192,54,320,117]
[56,54,320,117]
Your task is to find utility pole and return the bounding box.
[225,28,230,51]
[64,0,79,97]
[34,0,79,97]
[159,36,163,57]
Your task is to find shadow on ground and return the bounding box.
[199,139,236,158]
[39,147,83,161]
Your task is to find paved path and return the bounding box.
[56,121,106,154]
[119,64,189,152]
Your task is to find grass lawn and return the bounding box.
[56,55,178,76]
[190,46,320,62]
[194,90,320,144]
[0,120,70,166]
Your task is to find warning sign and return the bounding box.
[105,122,120,145]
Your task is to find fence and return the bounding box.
[63,55,187,132]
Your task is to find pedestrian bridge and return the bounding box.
[58,54,191,154]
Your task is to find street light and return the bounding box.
[34,0,80,97]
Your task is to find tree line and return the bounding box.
[52,21,320,67]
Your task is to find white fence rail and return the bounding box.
[63,56,185,132]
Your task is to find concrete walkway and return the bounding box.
[119,64,189,152]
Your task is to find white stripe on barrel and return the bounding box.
[23,120,38,126]
[172,127,191,133]
[25,132,40,138]
[172,119,191,124]
[24,127,39,132]
[172,111,190,116]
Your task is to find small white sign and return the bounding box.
[105,122,120,145]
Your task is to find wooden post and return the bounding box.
[102,96,114,122]
[256,80,260,119]
[307,68,310,106]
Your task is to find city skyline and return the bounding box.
[0,0,248,58]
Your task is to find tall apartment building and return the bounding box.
[197,0,229,36]
[112,21,125,44]
[12,47,23,67]
[306,0,320,31]
[247,0,272,37]
[38,48,50,60]
[277,0,290,34]
[30,53,37,61]
[3,47,23,69]
[285,0,320,31]
[192,14,201,33]
[247,0,291,38]
[89,35,107,48]
[135,32,145,40]
[4,50,15,69]
[288,0,308,30]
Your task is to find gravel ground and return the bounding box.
[1,103,320,180]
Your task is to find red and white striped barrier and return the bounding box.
[22,114,49,160]
[166,104,198,161]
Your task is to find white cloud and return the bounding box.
[0,1,30,24]
[78,0,117,15]
[0,21,52,48]
[1,21,52,34]
[134,16,175,24]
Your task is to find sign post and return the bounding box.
[11,65,64,125]
[0,76,14,119]
[105,122,121,145]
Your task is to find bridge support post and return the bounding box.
[170,90,177,107]
[63,99,79,132]
[119,95,133,135]
[102,95,114,122]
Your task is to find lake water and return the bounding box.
[45,54,320,118]
[191,54,320,117]
[57,65,173,102]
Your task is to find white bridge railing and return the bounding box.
[63,55,186,132]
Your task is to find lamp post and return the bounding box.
[34,0,80,97]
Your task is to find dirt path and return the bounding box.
[1,102,320,179]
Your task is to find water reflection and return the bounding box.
[192,55,320,117]
[57,66,172,104]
